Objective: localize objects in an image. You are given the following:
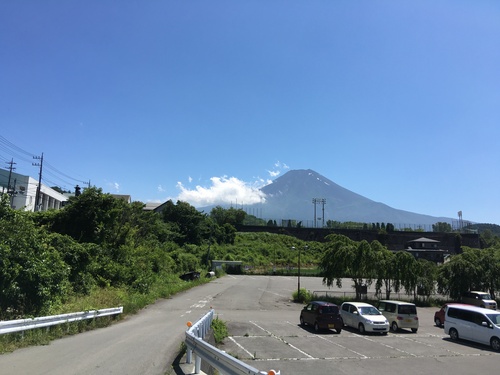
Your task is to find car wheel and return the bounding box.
[411,328,418,333]
[491,337,500,352]
[336,328,342,334]
[434,317,442,327]
[391,322,399,332]
[358,323,365,334]
[314,322,320,332]
[300,316,305,326]
[449,328,459,341]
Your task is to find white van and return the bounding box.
[460,291,497,310]
[444,304,500,351]
[377,300,419,333]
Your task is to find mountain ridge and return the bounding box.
[257,169,455,227]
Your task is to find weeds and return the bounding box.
[211,316,228,345]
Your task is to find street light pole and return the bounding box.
[293,245,308,301]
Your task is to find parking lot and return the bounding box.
[211,276,500,375]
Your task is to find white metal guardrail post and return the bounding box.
[185,309,280,375]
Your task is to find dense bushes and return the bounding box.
[0,197,71,316]
[0,189,252,319]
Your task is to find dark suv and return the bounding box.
[300,301,343,333]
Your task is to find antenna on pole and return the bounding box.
[312,198,327,228]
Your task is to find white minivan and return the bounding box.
[444,304,500,351]
[377,300,419,333]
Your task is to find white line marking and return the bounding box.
[250,321,315,359]
[228,337,255,359]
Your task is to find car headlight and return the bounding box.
[365,319,373,324]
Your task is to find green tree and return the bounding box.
[415,259,437,299]
[437,247,483,299]
[433,222,452,232]
[320,234,356,289]
[161,200,207,245]
[371,240,395,299]
[393,251,418,296]
[41,187,128,245]
[350,240,376,299]
[479,246,500,298]
[210,206,246,226]
[0,197,70,317]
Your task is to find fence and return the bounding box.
[185,309,280,375]
[312,290,448,302]
[0,307,123,335]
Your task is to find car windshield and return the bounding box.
[486,313,500,325]
[478,293,492,300]
[359,306,381,315]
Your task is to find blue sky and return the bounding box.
[1,1,499,225]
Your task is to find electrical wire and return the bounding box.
[0,135,89,191]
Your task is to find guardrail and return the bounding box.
[0,307,124,335]
[185,309,280,375]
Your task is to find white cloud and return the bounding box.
[158,185,166,193]
[268,170,280,177]
[106,181,120,192]
[175,176,267,207]
[267,160,290,179]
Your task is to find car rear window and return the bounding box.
[399,305,417,315]
[320,306,339,314]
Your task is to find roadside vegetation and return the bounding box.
[211,316,229,345]
[1,188,499,352]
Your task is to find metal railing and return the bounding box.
[0,307,123,335]
[312,290,449,301]
[185,309,280,375]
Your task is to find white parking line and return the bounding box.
[360,334,419,357]
[316,334,368,359]
[227,336,255,359]
[251,321,315,359]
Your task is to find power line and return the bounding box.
[0,135,34,157]
[0,135,89,190]
[44,161,87,184]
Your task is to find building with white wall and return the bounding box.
[0,168,68,211]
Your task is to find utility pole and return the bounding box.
[6,158,16,193]
[33,153,44,211]
[6,159,16,208]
